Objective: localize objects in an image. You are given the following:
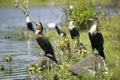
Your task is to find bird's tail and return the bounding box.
[46,54,58,64]
[99,50,105,60]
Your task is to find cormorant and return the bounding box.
[68,19,87,53]
[55,24,66,37]
[34,21,58,64]
[88,18,105,59]
[26,17,58,64]
[47,23,66,37]
[69,19,79,39]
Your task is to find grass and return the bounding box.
[37,14,120,80]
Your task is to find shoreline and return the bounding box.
[0,0,112,8]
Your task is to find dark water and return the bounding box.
[0,6,117,80]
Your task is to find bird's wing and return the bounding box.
[27,22,34,32]
[36,35,54,55]
[97,32,104,45]
[88,32,94,49]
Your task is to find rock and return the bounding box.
[69,53,108,75]
[31,55,55,68]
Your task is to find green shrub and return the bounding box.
[70,1,95,30]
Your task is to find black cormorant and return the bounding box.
[47,23,66,37]
[88,18,105,59]
[55,24,66,37]
[26,17,58,64]
[34,21,58,64]
[69,20,79,39]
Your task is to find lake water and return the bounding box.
[0,6,117,80]
[0,6,63,28]
[0,7,117,28]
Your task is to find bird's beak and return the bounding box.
[33,21,38,26]
[33,21,41,30]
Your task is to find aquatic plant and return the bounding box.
[3,55,12,62]
[26,64,43,79]
[26,64,42,74]
[3,55,13,72]
[0,65,4,71]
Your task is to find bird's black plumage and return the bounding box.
[88,18,105,59]
[69,28,79,39]
[26,16,58,64]
[89,32,105,58]
[36,34,54,56]
[26,16,34,32]
[35,22,58,64]
[27,22,35,32]
[69,20,79,39]
[55,25,66,37]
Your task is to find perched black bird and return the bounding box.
[47,23,66,37]
[55,24,66,37]
[34,21,58,64]
[26,16,35,32]
[69,20,79,39]
[88,18,105,59]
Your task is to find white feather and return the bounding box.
[26,16,31,23]
[35,30,41,35]
[47,23,56,28]
[89,24,97,35]
[69,21,75,30]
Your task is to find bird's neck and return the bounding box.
[55,26,61,34]
[35,30,42,35]
[89,24,98,35]
[69,23,75,30]
[26,16,31,23]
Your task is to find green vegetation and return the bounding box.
[3,27,34,41]
[27,64,42,74]
[69,1,95,30]
[0,0,113,7]
[40,14,120,80]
